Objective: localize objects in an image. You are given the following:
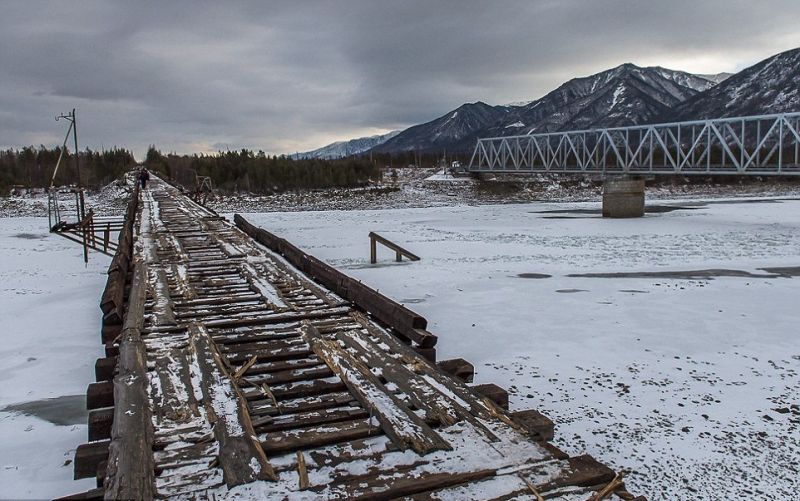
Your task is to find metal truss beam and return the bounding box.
[468,112,800,175]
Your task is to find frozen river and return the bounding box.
[248,197,800,500]
[1,197,798,499]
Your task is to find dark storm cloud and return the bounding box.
[1,1,798,157]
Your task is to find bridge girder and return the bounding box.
[468,112,800,176]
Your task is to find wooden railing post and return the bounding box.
[82,214,89,264]
[89,210,95,247]
[368,232,420,264]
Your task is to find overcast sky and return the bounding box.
[1,1,798,159]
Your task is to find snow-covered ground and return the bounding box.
[2,195,799,499]
[245,198,800,500]
[0,218,105,498]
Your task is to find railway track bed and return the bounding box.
[63,178,643,500]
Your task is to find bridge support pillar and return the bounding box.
[602,177,645,218]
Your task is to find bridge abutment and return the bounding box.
[602,177,645,218]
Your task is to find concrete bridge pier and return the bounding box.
[602,177,645,218]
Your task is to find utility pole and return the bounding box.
[72,108,80,189]
[55,108,84,218]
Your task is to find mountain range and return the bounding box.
[294,130,399,159]
[302,47,800,157]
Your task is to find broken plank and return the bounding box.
[248,391,355,417]
[302,324,450,455]
[336,329,499,441]
[189,322,278,486]
[261,417,380,455]
[256,406,369,433]
[322,467,497,501]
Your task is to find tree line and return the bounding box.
[143,147,381,194]
[0,145,387,196]
[1,143,476,197]
[0,146,135,194]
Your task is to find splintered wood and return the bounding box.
[100,178,632,500]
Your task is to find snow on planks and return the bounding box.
[64,177,641,500]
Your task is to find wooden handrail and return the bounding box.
[369,232,420,264]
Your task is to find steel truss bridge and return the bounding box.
[468,112,800,176]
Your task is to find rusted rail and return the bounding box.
[62,177,643,500]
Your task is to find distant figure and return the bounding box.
[139,168,150,189]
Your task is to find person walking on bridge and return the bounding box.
[139,168,150,189]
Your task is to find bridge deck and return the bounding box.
[68,178,642,500]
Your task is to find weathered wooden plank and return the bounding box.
[188,322,278,487]
[471,383,509,410]
[511,409,555,442]
[86,381,113,410]
[336,329,459,427]
[100,269,125,316]
[173,302,274,320]
[437,358,475,383]
[248,391,355,417]
[399,457,609,501]
[88,408,114,441]
[149,348,201,427]
[101,323,122,344]
[152,441,217,469]
[322,467,498,501]
[240,261,292,311]
[243,364,334,386]
[522,454,616,492]
[74,440,109,480]
[222,336,306,359]
[141,306,351,335]
[174,294,261,309]
[259,377,347,401]
[350,312,497,423]
[226,340,312,365]
[261,417,381,455]
[240,356,323,376]
[213,318,358,346]
[335,329,499,442]
[255,406,369,433]
[148,267,176,326]
[103,264,155,500]
[202,306,352,330]
[302,324,450,455]
[94,357,117,382]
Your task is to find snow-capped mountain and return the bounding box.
[371,101,512,153]
[372,64,724,154]
[479,64,721,138]
[294,130,400,159]
[667,47,800,121]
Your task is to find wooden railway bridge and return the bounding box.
[61,176,644,500]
